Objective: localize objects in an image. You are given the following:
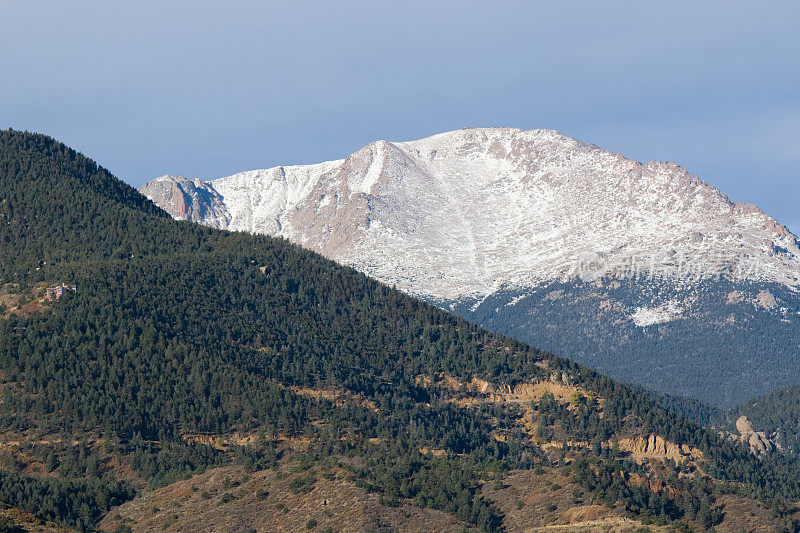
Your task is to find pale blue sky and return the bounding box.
[2,1,798,234]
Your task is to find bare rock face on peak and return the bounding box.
[141,128,800,407]
[140,175,230,228]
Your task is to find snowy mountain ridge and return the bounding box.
[140,127,800,301]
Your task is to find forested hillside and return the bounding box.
[1,129,800,531]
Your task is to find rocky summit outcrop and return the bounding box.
[736,416,773,455]
[140,175,230,227]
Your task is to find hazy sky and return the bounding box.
[2,1,798,233]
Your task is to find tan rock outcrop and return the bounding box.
[618,434,702,463]
[755,290,778,310]
[726,290,744,304]
[471,377,496,394]
[736,415,772,455]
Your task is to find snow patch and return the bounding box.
[631,302,683,327]
[505,294,529,306]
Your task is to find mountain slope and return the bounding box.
[3,129,800,531]
[141,127,800,407]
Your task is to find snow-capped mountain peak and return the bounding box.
[140,127,800,300]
